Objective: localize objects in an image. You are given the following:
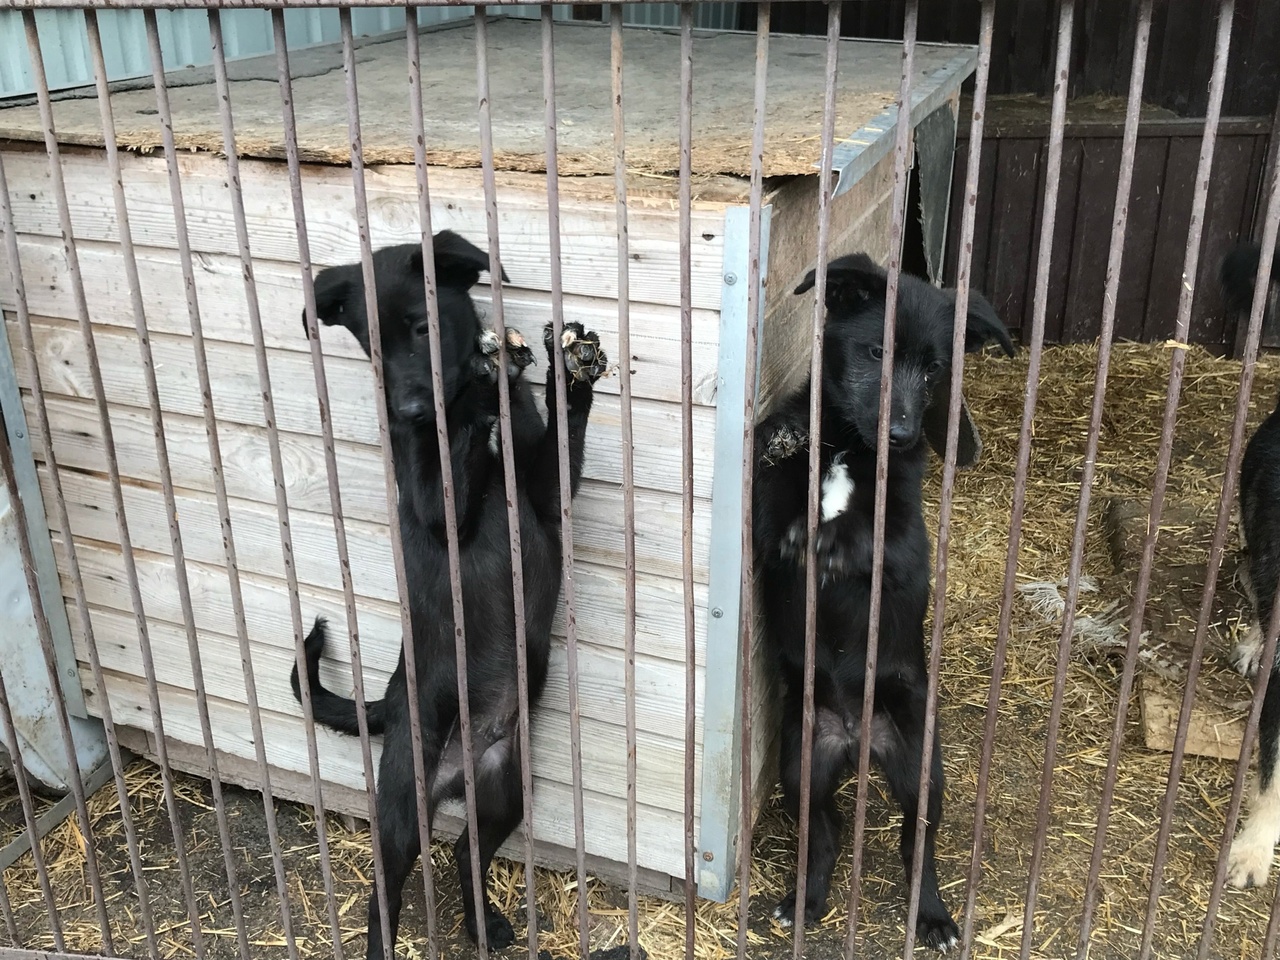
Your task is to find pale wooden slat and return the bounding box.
[88,669,691,879]
[26,393,710,581]
[14,315,721,500]
[3,149,728,311]
[41,466,708,666]
[50,535,704,737]
[3,237,724,407]
[71,604,702,811]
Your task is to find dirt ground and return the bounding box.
[4,341,1280,960]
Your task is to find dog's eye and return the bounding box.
[926,359,944,377]
[868,345,884,361]
[412,320,430,339]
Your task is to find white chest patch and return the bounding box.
[820,455,854,522]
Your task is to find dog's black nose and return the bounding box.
[397,397,431,421]
[888,423,914,447]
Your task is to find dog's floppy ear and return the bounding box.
[307,261,368,346]
[960,289,1015,356]
[430,229,509,289]
[922,385,984,469]
[794,252,888,314]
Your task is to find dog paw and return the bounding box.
[771,890,823,928]
[475,328,533,382]
[916,909,960,953]
[815,524,856,580]
[778,519,808,564]
[467,904,516,950]
[504,328,536,370]
[544,321,609,385]
[1227,828,1275,888]
[763,424,808,463]
[1232,624,1265,679]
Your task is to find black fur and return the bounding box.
[289,232,608,956]
[753,253,1013,950]
[1224,242,1280,846]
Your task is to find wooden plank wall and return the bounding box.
[0,145,731,883]
[746,0,1280,119]
[942,116,1274,354]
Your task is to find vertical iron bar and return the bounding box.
[20,13,207,954]
[1068,4,1156,955]
[1142,51,1279,960]
[1126,0,1244,957]
[0,870,15,944]
[791,4,840,958]
[678,4,697,955]
[1263,837,1280,959]
[142,15,280,960]
[339,10,431,960]
[735,6,770,958]
[1013,5,1085,956]
[608,7,640,957]
[539,7,591,955]
[403,10,450,958]
[903,1,997,955]
[209,10,353,955]
[270,11,370,958]
[0,509,63,951]
[843,4,917,953]
[0,91,159,960]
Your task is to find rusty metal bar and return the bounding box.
[790,4,841,958]
[470,10,536,956]
[19,13,207,954]
[403,10,452,958]
[1013,4,1083,955]
[339,10,438,959]
[2,96,162,960]
[677,3,696,954]
[902,2,995,956]
[734,6,770,958]
[607,7,641,956]
[1125,1,1247,955]
[843,4,917,953]
[142,14,283,959]
[0,871,14,944]
[1263,839,1280,958]
[208,9,360,955]
[0,521,62,952]
[538,8,591,955]
[269,11,369,958]
[1066,4,1156,955]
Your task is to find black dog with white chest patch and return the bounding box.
[1219,240,1280,889]
[289,232,608,956]
[752,253,1012,950]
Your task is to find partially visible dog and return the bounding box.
[752,253,1013,950]
[1220,240,1280,889]
[289,231,608,956]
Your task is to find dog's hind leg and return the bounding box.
[876,696,959,952]
[773,706,848,928]
[1229,640,1280,887]
[454,732,523,949]
[365,730,426,960]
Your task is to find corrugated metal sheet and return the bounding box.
[0,5,739,99]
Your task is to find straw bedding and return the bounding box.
[4,340,1280,959]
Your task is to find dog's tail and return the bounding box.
[289,617,386,736]
[1221,241,1278,315]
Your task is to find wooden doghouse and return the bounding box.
[0,17,975,899]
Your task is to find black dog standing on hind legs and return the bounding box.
[752,253,1013,950]
[1219,240,1280,890]
[289,231,609,957]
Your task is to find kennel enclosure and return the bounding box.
[0,15,975,899]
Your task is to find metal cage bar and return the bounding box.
[843,4,918,953]
[18,12,208,954]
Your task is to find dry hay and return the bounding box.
[4,341,1280,960]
